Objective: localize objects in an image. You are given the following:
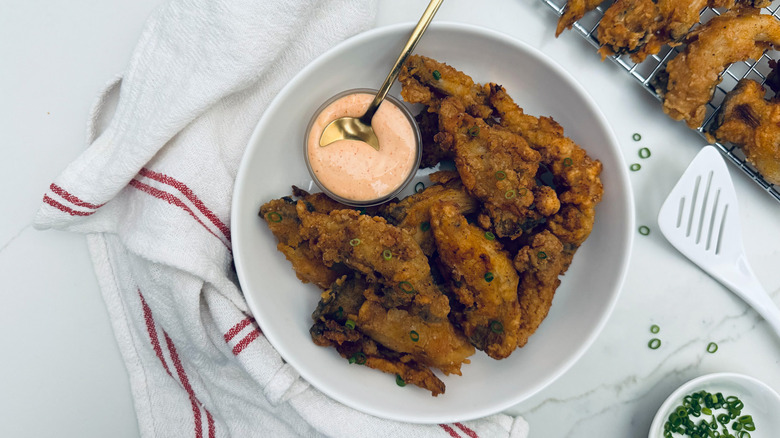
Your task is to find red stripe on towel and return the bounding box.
[206,410,215,438]
[224,317,255,342]
[232,329,261,356]
[139,291,172,377]
[164,331,203,438]
[139,168,231,242]
[50,183,104,209]
[129,179,230,251]
[455,423,479,438]
[43,195,94,217]
[439,424,462,438]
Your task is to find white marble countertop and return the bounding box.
[3,0,779,436]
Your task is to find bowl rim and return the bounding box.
[231,20,635,423]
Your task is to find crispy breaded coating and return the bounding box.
[597,0,660,61]
[381,173,478,256]
[431,203,522,360]
[556,0,606,37]
[512,230,570,347]
[711,79,780,185]
[658,10,780,129]
[297,204,451,321]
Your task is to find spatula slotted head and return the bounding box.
[658,146,743,268]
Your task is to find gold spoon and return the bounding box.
[319,0,443,150]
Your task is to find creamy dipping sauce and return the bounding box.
[306,92,419,204]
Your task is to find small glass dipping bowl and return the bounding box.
[303,88,422,207]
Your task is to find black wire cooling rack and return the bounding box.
[541,0,780,203]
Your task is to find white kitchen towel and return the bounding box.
[34,0,530,436]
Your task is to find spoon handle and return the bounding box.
[360,0,444,124]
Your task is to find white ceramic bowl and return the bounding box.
[232,22,634,423]
[648,373,780,438]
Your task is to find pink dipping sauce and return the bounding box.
[306,92,419,204]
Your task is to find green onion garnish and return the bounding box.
[349,238,361,247]
[415,182,425,193]
[707,342,718,353]
[335,306,344,320]
[495,170,507,180]
[485,231,496,240]
[396,374,406,387]
[630,163,641,171]
[432,70,441,80]
[345,319,356,330]
[382,249,393,260]
[399,281,415,294]
[537,251,547,260]
[266,212,283,223]
[410,330,419,342]
[350,352,366,365]
[468,126,480,137]
[632,133,642,141]
[563,157,573,167]
[639,225,650,236]
[650,324,660,334]
[420,221,430,232]
[505,189,516,199]
[484,272,494,282]
[648,338,661,349]
[664,390,754,437]
[639,147,651,159]
[490,320,504,333]
[518,187,528,196]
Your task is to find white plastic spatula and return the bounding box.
[658,145,780,339]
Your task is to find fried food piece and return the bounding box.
[431,203,521,359]
[297,204,451,321]
[596,0,660,61]
[416,110,454,168]
[487,84,603,250]
[435,97,543,239]
[711,79,780,185]
[310,275,448,396]
[512,230,570,347]
[259,197,341,289]
[556,0,606,37]
[658,10,780,129]
[381,173,478,256]
[357,300,474,376]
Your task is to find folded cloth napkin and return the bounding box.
[34,0,530,436]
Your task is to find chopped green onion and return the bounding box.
[432,70,441,80]
[468,125,480,137]
[350,352,366,365]
[396,374,407,387]
[518,187,528,196]
[349,238,361,247]
[630,163,641,171]
[345,319,356,330]
[420,221,430,232]
[399,281,415,294]
[415,182,425,193]
[495,170,507,180]
[505,189,516,199]
[633,133,642,141]
[650,324,660,334]
[490,320,504,333]
[358,207,367,215]
[563,157,573,167]
[485,231,496,240]
[410,330,419,342]
[266,212,283,223]
[639,147,651,159]
[707,342,719,353]
[382,249,393,260]
[639,225,651,236]
[484,272,494,282]
[335,306,344,320]
[648,338,661,349]
[537,251,547,260]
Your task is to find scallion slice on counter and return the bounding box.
[648,338,661,349]
[630,163,641,171]
[382,249,393,260]
[632,133,642,141]
[639,147,651,159]
[650,324,660,334]
[639,225,650,236]
[707,342,718,353]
